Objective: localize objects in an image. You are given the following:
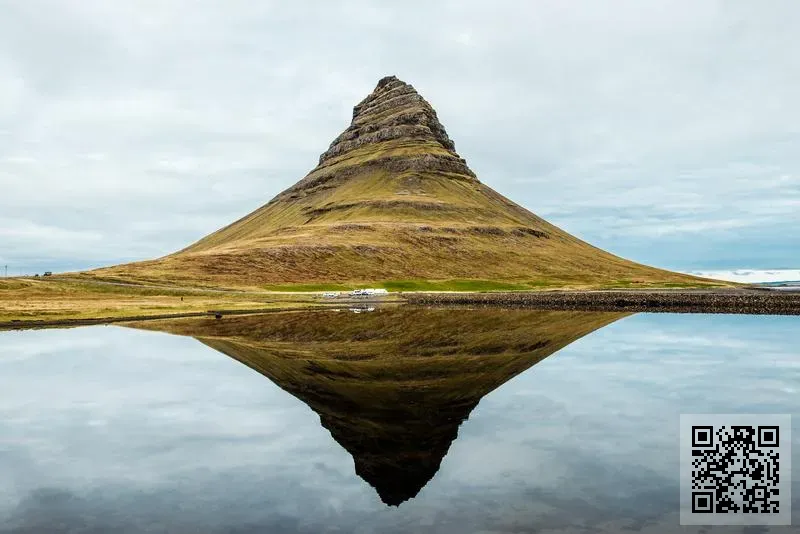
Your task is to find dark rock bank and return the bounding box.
[406,289,800,315]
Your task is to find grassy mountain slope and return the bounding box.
[89,76,720,290]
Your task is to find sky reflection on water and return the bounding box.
[0,311,798,533]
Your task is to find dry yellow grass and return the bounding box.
[0,277,316,323]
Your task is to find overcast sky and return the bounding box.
[1,0,798,276]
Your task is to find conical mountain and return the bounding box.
[96,76,705,288]
[128,307,628,505]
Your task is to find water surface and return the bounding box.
[0,308,798,533]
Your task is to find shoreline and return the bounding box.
[404,288,800,315]
[2,288,799,330]
[0,298,399,331]
[0,306,337,331]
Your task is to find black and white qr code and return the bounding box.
[680,414,791,526]
[691,425,780,513]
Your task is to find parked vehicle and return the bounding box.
[350,288,388,297]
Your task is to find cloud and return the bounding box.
[685,268,800,283]
[0,1,798,272]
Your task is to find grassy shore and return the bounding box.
[0,276,320,325]
[259,278,732,292]
[0,273,743,328]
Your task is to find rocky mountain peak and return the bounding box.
[317,76,457,165]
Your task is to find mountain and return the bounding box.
[128,307,628,506]
[93,76,709,289]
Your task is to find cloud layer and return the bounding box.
[1,1,798,274]
[685,268,800,284]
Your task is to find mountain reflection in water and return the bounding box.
[129,307,628,506]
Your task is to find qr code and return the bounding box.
[680,414,792,526]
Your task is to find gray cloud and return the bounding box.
[1,0,798,273]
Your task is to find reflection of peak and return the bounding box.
[319,397,479,506]
[129,307,627,506]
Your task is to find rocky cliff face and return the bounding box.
[320,75,458,163]
[282,75,476,198]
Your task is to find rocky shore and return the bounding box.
[405,289,800,315]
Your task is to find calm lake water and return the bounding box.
[0,308,798,533]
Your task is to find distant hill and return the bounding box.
[91,76,717,289]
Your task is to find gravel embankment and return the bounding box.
[405,289,800,315]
